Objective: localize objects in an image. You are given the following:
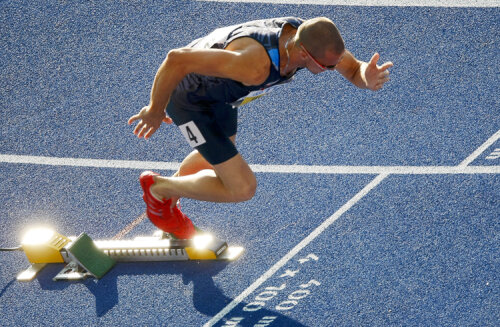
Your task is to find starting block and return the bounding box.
[16,228,243,282]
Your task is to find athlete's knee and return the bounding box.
[222,167,257,202]
[230,174,257,202]
[214,154,257,202]
[240,175,257,201]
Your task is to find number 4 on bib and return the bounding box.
[179,121,206,148]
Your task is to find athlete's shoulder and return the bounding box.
[239,17,304,29]
[271,16,305,27]
[225,37,271,85]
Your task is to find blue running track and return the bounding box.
[0,1,498,326]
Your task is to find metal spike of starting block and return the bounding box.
[17,229,244,282]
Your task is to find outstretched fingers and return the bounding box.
[364,54,394,91]
[144,126,157,139]
[128,106,172,139]
[128,114,140,125]
[368,52,380,67]
[378,61,394,72]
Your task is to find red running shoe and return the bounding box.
[139,171,196,239]
[169,204,196,239]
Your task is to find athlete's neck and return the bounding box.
[280,25,297,77]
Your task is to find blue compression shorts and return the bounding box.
[166,101,238,165]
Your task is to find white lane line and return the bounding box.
[1,154,499,174]
[203,173,389,327]
[198,0,500,8]
[0,154,181,171]
[459,129,500,167]
[251,164,500,175]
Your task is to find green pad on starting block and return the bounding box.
[67,233,115,279]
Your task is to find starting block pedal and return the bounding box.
[53,233,116,281]
[16,227,244,282]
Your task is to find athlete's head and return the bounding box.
[295,17,345,73]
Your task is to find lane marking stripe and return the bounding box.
[459,129,500,167]
[0,154,181,171]
[203,173,389,327]
[1,154,499,174]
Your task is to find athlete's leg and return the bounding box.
[166,136,237,206]
[152,101,255,203]
[151,154,255,203]
[140,103,242,238]
[151,134,255,203]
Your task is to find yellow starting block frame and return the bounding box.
[16,229,244,282]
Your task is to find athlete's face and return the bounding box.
[302,46,344,74]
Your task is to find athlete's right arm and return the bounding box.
[155,42,270,109]
[129,41,269,139]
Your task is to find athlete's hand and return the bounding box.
[362,53,393,91]
[128,105,173,139]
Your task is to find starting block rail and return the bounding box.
[16,228,244,282]
[94,233,232,262]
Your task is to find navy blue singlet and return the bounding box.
[170,17,304,111]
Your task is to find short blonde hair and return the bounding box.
[296,17,344,60]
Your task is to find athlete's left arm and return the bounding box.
[335,50,393,91]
